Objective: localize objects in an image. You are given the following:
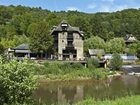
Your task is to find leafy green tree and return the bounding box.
[69,16,92,39]
[0,25,6,38]
[27,22,53,54]
[0,57,37,104]
[0,38,16,48]
[137,42,140,58]
[105,41,111,53]
[110,53,123,70]
[0,43,5,54]
[0,35,28,49]
[90,14,103,36]
[102,30,115,41]
[84,36,106,52]
[46,13,61,27]
[108,38,125,53]
[12,35,29,46]
[11,15,22,34]
[99,22,114,41]
[0,6,13,24]
[5,24,17,39]
[126,43,138,54]
[110,19,121,36]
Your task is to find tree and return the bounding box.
[0,43,5,54]
[11,15,22,35]
[110,53,123,70]
[101,30,115,41]
[5,24,17,39]
[0,57,37,104]
[46,13,61,28]
[12,35,29,47]
[27,22,53,54]
[105,41,111,53]
[90,14,103,36]
[136,41,140,58]
[0,25,6,38]
[84,36,106,52]
[126,43,138,54]
[108,38,125,53]
[0,38,16,48]
[69,16,92,39]
[0,35,29,49]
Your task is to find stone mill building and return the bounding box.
[51,20,84,61]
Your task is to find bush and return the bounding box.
[110,53,123,70]
[43,61,50,67]
[71,63,83,69]
[59,62,71,70]
[46,62,60,75]
[0,56,37,104]
[0,43,5,54]
[87,58,99,68]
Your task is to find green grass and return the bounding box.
[4,95,140,105]
[32,61,111,81]
[75,95,140,105]
[135,59,140,65]
[45,68,108,80]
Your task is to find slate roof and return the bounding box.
[51,20,84,37]
[124,34,137,42]
[88,49,105,56]
[13,44,29,50]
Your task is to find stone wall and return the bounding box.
[58,32,84,61]
[58,32,67,60]
[73,33,84,60]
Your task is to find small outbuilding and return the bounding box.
[8,44,47,60]
[88,49,107,68]
[88,49,105,58]
[13,44,31,57]
[8,44,32,60]
[124,34,137,45]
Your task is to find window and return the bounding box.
[61,23,68,30]
[61,23,68,27]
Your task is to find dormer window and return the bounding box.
[61,23,68,27]
[61,23,68,30]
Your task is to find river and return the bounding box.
[33,75,140,105]
[122,65,140,74]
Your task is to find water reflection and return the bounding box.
[33,75,140,104]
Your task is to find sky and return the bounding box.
[0,0,140,13]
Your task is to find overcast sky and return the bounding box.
[0,0,140,13]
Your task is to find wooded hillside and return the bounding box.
[0,5,140,49]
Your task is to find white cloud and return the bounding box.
[88,3,96,9]
[87,0,139,13]
[99,5,110,12]
[67,7,79,11]
[115,5,128,11]
[98,4,129,12]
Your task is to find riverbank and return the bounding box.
[32,61,121,81]
[35,68,115,82]
[75,95,140,105]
